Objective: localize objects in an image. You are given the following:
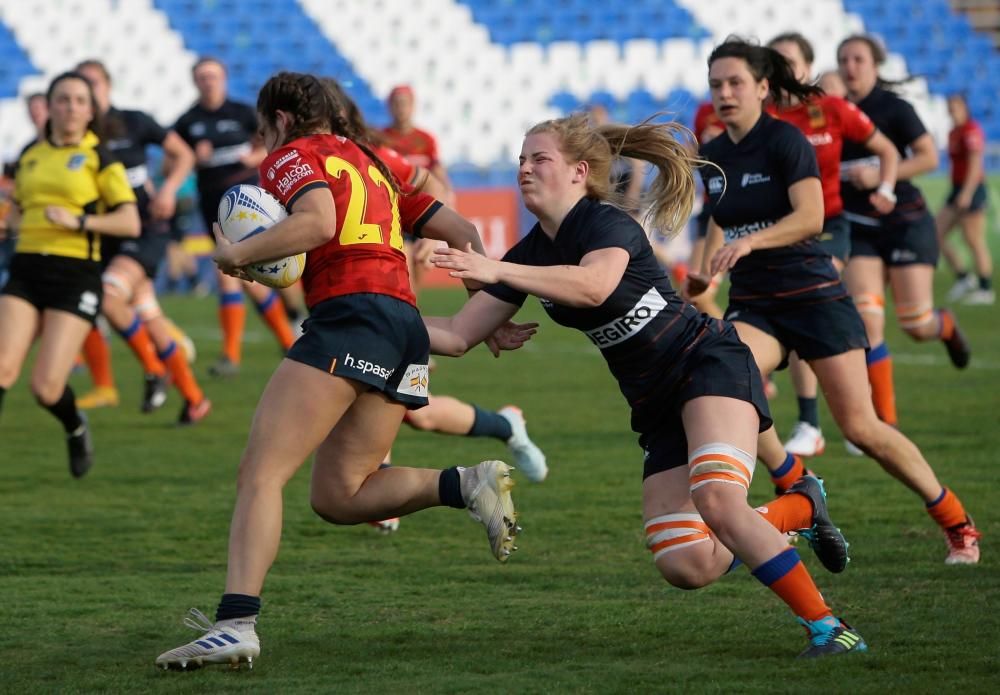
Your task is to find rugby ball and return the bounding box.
[217,184,306,289]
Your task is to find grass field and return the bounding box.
[1,177,999,694]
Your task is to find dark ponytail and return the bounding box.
[708,37,824,106]
[837,34,915,92]
[258,71,399,195]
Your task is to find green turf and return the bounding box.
[1,176,998,693]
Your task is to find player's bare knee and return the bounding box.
[656,554,715,590]
[309,489,357,525]
[897,303,936,340]
[687,443,754,531]
[30,377,65,406]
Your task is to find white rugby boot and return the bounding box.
[783,422,826,457]
[498,406,548,482]
[155,608,260,671]
[460,460,520,562]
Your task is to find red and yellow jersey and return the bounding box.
[260,134,427,309]
[692,101,723,145]
[770,95,875,219]
[380,125,439,169]
[948,119,985,186]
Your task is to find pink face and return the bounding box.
[48,77,93,139]
[77,64,110,113]
[193,61,226,104]
[771,40,811,84]
[708,57,767,129]
[837,40,878,96]
[388,91,413,125]
[517,131,579,214]
[947,96,968,126]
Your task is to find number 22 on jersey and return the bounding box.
[324,156,403,250]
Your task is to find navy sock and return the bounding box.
[797,397,819,428]
[467,405,513,441]
[979,276,992,291]
[0,385,5,418]
[216,593,261,622]
[39,386,83,433]
[438,467,465,509]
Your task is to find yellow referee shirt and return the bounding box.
[13,131,136,261]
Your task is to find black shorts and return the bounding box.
[287,293,430,409]
[725,295,869,369]
[101,221,170,278]
[1,253,103,324]
[639,330,772,479]
[945,182,988,212]
[817,215,850,264]
[849,212,939,266]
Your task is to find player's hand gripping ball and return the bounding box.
[217,184,305,288]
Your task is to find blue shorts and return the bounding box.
[849,211,939,267]
[945,182,987,212]
[287,293,430,409]
[725,295,869,369]
[817,215,850,264]
[639,327,772,479]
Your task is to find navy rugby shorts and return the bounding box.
[287,292,431,409]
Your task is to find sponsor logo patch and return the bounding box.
[584,287,668,348]
[740,172,771,187]
[267,149,300,181]
[723,219,775,242]
[78,290,99,316]
[707,176,724,194]
[67,154,87,171]
[276,159,315,195]
[397,363,430,397]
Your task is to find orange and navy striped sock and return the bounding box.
[866,342,898,426]
[756,492,814,533]
[751,547,832,622]
[159,341,204,405]
[83,326,115,389]
[118,316,166,377]
[926,487,969,530]
[255,291,295,351]
[770,452,805,493]
[219,291,245,364]
[936,309,955,341]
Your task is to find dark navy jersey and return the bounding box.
[841,87,928,225]
[483,197,734,433]
[173,99,258,196]
[102,106,168,212]
[699,114,842,306]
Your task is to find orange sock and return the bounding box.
[219,292,245,363]
[118,316,166,376]
[83,327,115,389]
[160,342,204,405]
[751,547,832,622]
[866,342,897,426]
[926,487,968,529]
[256,291,295,350]
[936,309,955,341]
[770,453,805,492]
[756,493,814,533]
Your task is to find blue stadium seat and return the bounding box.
[0,21,38,98]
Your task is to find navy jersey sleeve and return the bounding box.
[892,98,928,147]
[482,238,531,307]
[236,102,258,139]
[172,110,194,147]
[138,111,169,147]
[773,123,820,185]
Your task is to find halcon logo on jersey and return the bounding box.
[741,172,771,187]
[584,287,668,348]
[276,159,315,195]
[807,132,833,146]
[267,150,301,181]
[342,352,394,380]
[707,176,724,194]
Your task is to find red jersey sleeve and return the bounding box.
[963,122,985,153]
[260,144,328,209]
[693,102,722,144]
[376,145,417,186]
[420,129,440,169]
[397,184,442,236]
[832,97,876,144]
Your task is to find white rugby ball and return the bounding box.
[217,184,306,289]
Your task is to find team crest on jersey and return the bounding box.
[267,149,301,181]
[707,176,724,194]
[66,154,87,171]
[807,104,827,129]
